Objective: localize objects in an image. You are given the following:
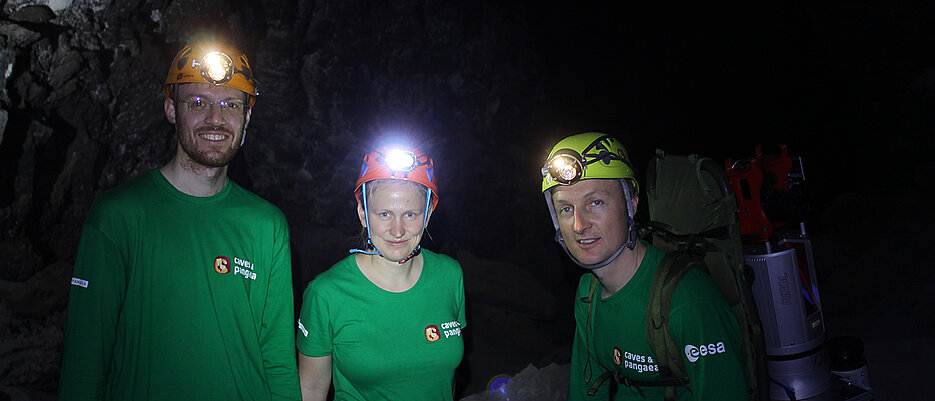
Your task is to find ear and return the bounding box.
[423,203,434,227]
[630,194,640,215]
[239,107,252,147]
[164,97,177,124]
[357,199,367,228]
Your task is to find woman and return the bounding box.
[297,146,466,401]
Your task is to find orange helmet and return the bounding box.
[354,146,439,211]
[164,42,259,106]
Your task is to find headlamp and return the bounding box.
[193,51,234,85]
[384,149,419,172]
[543,149,586,185]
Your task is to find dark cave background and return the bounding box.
[1,1,933,400]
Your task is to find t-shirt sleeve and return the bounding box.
[669,295,749,401]
[296,277,333,357]
[456,264,467,330]
[261,219,302,401]
[58,222,127,401]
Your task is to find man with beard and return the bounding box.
[58,41,301,401]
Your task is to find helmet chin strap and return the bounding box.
[544,179,638,270]
[393,188,431,264]
[350,182,382,256]
[555,229,629,269]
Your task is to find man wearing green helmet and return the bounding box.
[541,132,748,400]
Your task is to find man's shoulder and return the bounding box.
[574,272,596,298]
[643,244,716,290]
[227,181,287,221]
[668,263,731,315]
[86,169,159,218]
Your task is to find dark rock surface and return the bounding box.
[1,0,933,400]
[460,363,570,401]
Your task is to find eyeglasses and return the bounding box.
[178,97,247,114]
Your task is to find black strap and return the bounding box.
[582,275,599,388]
[586,370,613,397]
[647,251,699,401]
[589,368,691,399]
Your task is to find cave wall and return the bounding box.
[1,0,551,281]
[0,0,559,396]
[3,0,935,398]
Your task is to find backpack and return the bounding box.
[639,150,770,401]
[580,150,769,401]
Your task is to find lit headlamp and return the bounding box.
[193,51,234,85]
[543,149,586,185]
[384,149,419,173]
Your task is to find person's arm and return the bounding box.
[295,264,334,401]
[298,353,332,401]
[58,222,126,401]
[456,266,467,329]
[262,218,302,401]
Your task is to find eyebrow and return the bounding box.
[370,207,424,213]
[582,189,607,199]
[555,189,609,204]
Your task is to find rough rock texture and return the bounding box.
[0,0,559,398]
[460,363,570,401]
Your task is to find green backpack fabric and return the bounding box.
[640,150,769,401]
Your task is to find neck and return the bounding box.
[160,151,229,197]
[592,241,645,299]
[355,253,423,293]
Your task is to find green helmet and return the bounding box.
[541,132,639,194]
[540,132,640,269]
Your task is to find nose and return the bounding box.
[204,103,224,125]
[573,210,591,234]
[389,218,405,238]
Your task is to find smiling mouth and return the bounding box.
[577,238,599,245]
[199,133,228,141]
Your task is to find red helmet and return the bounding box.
[354,146,439,211]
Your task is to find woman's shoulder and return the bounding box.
[307,254,360,289]
[422,249,463,277]
[423,248,457,264]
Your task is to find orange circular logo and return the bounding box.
[425,325,440,342]
[214,256,230,274]
[613,347,623,365]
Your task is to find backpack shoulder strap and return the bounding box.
[647,250,701,400]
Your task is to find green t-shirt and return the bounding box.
[568,244,748,401]
[297,250,466,401]
[58,169,300,401]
